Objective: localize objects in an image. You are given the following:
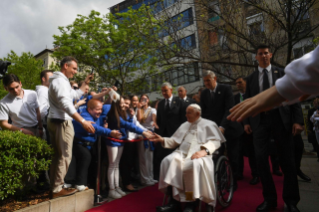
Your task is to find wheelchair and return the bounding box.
[162,149,234,212]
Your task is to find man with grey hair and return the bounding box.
[151,104,225,212]
[154,82,186,180]
[178,86,195,106]
[200,70,243,191]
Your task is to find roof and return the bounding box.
[34,48,54,58]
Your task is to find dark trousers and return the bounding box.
[153,129,174,180]
[65,143,92,185]
[294,134,304,172]
[238,132,258,177]
[219,138,240,186]
[269,139,281,172]
[120,142,138,187]
[308,132,319,158]
[253,110,299,205]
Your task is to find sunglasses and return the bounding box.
[73,86,78,90]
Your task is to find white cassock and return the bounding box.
[159,117,226,206]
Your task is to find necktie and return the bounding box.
[263,69,270,91]
[211,91,215,102]
[240,93,244,102]
[165,99,170,111]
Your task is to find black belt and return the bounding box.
[49,118,65,124]
[23,124,38,129]
[74,139,95,147]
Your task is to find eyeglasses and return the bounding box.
[73,86,78,90]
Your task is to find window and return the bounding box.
[43,58,46,67]
[208,31,218,46]
[208,1,220,22]
[293,37,314,59]
[160,8,194,37]
[171,34,196,51]
[246,13,264,38]
[218,30,228,50]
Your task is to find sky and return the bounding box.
[0,0,121,58]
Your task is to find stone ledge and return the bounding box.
[16,189,94,212]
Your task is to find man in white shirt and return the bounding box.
[36,70,53,143]
[47,56,95,199]
[0,74,43,137]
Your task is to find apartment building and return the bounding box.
[110,0,204,100]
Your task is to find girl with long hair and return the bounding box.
[137,94,159,185]
[106,97,153,199]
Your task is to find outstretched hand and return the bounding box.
[82,121,95,134]
[110,130,122,139]
[227,86,285,122]
[142,131,154,140]
[148,133,164,143]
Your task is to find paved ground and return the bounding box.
[296,135,319,212]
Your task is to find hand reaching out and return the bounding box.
[142,131,154,140]
[148,133,163,142]
[82,120,95,134]
[227,86,285,122]
[110,130,122,139]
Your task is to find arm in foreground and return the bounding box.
[227,86,285,123]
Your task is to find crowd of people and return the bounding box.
[0,44,318,212]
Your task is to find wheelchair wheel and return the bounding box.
[214,155,233,207]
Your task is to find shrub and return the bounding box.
[0,131,53,200]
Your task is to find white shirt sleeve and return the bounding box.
[151,108,157,115]
[0,101,9,121]
[52,79,77,117]
[276,45,319,101]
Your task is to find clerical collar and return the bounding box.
[210,83,218,93]
[258,64,272,73]
[192,117,202,125]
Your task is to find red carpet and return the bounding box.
[87,158,284,212]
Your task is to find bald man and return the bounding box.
[151,104,225,212]
[178,86,195,106]
[66,99,121,192]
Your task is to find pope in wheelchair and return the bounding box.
[150,104,226,212]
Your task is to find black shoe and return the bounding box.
[256,201,277,212]
[156,203,180,212]
[183,202,196,212]
[286,205,300,212]
[249,176,260,185]
[297,170,311,182]
[273,170,283,176]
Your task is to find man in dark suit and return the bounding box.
[234,76,259,185]
[200,71,244,190]
[244,44,303,212]
[178,86,195,106]
[307,99,319,161]
[154,82,186,180]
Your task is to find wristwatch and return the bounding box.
[204,148,209,155]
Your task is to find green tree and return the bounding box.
[52,6,166,95]
[0,51,43,98]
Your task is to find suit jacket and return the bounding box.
[234,93,245,105]
[157,96,186,137]
[182,96,196,106]
[200,84,243,140]
[244,66,303,131]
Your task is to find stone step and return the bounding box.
[17,189,94,212]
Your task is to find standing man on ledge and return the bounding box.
[48,56,95,199]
